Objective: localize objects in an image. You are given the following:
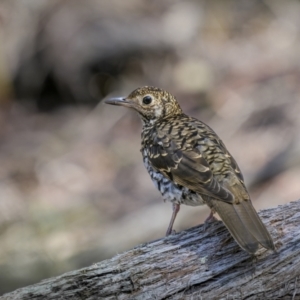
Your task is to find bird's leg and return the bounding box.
[205,210,217,223]
[166,203,180,236]
[203,209,218,231]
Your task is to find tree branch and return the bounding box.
[2,200,300,300]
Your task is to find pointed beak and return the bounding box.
[105,97,130,107]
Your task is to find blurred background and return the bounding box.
[1,0,300,295]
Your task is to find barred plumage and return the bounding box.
[105,86,275,254]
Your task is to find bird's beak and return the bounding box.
[105,97,131,107]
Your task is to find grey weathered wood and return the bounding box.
[1,200,300,300]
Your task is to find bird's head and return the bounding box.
[105,86,183,125]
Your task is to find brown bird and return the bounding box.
[105,86,275,254]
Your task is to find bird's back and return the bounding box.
[142,113,247,198]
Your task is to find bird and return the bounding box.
[105,86,275,254]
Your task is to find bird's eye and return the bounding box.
[142,96,152,105]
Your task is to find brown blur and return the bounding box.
[0,0,300,295]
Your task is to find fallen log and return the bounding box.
[1,200,300,300]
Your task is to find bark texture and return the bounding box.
[1,200,300,300]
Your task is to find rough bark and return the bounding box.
[1,200,300,300]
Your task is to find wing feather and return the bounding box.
[147,136,234,202]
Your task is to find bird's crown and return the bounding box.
[106,86,183,125]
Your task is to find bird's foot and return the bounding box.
[166,229,177,236]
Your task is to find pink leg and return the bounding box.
[205,210,217,223]
[203,210,217,231]
[166,203,180,236]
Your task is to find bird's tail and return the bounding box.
[208,199,275,254]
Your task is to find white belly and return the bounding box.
[142,151,205,206]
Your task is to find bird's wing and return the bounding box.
[192,118,245,182]
[214,138,245,182]
[146,136,234,203]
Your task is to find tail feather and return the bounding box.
[238,200,275,250]
[208,199,274,253]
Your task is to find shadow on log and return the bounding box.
[1,200,300,300]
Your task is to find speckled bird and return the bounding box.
[105,86,275,254]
